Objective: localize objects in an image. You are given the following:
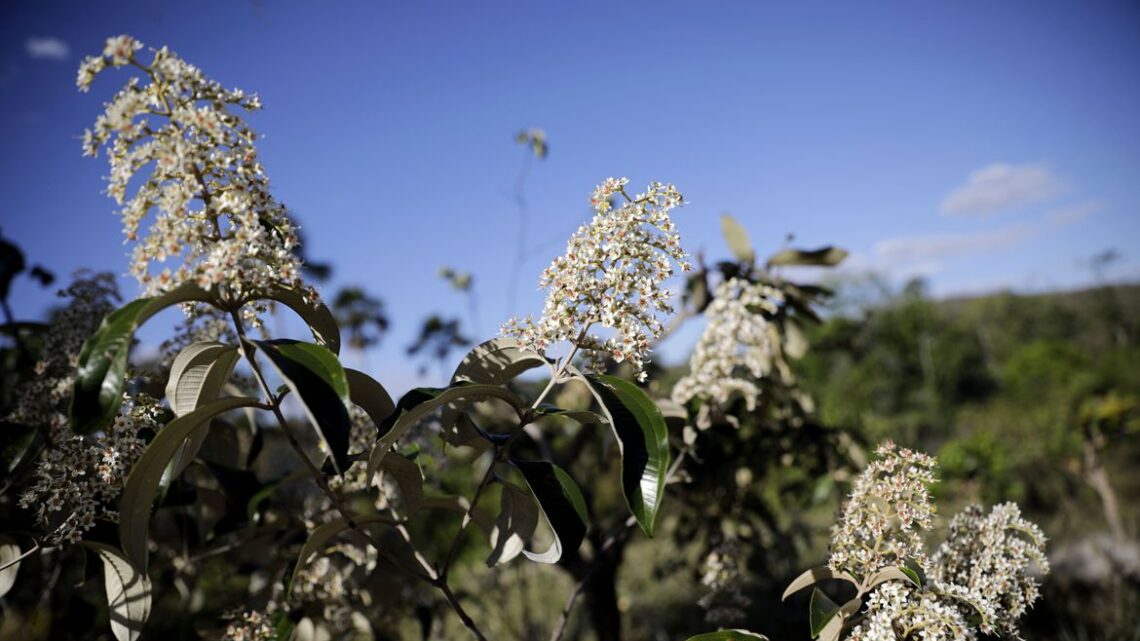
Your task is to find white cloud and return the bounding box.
[940,162,1065,216]
[25,37,70,61]
[875,225,1035,265]
[1045,199,1104,226]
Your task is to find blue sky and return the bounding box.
[2,1,1138,390]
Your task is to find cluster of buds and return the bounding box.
[19,392,162,544]
[222,608,277,641]
[828,443,1048,640]
[827,441,937,578]
[5,273,163,545]
[930,502,1049,637]
[502,177,690,380]
[78,35,310,315]
[672,277,783,411]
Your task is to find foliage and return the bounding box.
[0,33,1123,641]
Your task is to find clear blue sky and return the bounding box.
[2,1,1139,390]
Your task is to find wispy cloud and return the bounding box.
[940,162,1065,216]
[25,37,70,61]
[1045,199,1104,226]
[875,199,1101,271]
[875,225,1035,265]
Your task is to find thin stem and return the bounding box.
[440,582,489,641]
[438,329,587,582]
[0,538,40,572]
[227,308,431,583]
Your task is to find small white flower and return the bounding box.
[828,441,937,579]
[672,277,783,412]
[78,35,312,314]
[502,178,690,379]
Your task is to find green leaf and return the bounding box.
[290,515,437,589]
[367,383,522,482]
[867,565,920,590]
[898,554,925,583]
[810,588,840,638]
[71,283,214,434]
[259,285,342,355]
[783,320,809,360]
[766,246,848,267]
[252,339,352,474]
[82,543,151,641]
[899,563,923,588]
[0,536,21,598]
[292,514,396,586]
[510,459,588,563]
[119,396,260,572]
[1,421,38,474]
[686,632,769,641]
[819,598,862,641]
[451,337,550,385]
[485,481,539,567]
[344,368,395,438]
[584,374,670,537]
[782,566,857,600]
[534,404,606,424]
[720,214,756,263]
[162,341,240,483]
[376,452,423,514]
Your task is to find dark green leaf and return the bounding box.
[119,397,259,572]
[510,459,588,563]
[259,286,341,355]
[867,566,920,590]
[783,566,858,601]
[81,542,151,641]
[485,481,539,567]
[584,374,670,537]
[451,338,550,385]
[291,514,396,594]
[367,383,522,482]
[0,536,20,598]
[71,284,213,434]
[377,452,423,514]
[766,246,848,267]
[720,214,756,263]
[686,632,768,641]
[1,421,38,474]
[902,559,925,588]
[344,368,395,440]
[810,588,840,638]
[162,342,240,484]
[535,404,606,424]
[253,339,352,474]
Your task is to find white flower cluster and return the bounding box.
[7,272,119,431]
[19,393,162,544]
[847,582,973,641]
[8,272,165,544]
[222,608,276,641]
[825,444,1049,640]
[501,177,690,380]
[930,502,1049,637]
[698,539,751,626]
[78,35,309,310]
[672,277,782,411]
[828,441,937,579]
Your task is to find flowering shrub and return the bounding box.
[0,34,1053,641]
[502,177,691,381]
[773,442,1049,641]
